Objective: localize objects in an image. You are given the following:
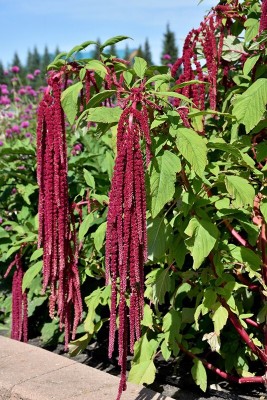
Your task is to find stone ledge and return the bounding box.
[0,336,174,400]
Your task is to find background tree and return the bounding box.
[0,62,8,84]
[92,39,101,59]
[41,46,51,84]
[108,43,117,57]
[143,38,153,65]
[124,44,130,61]
[161,23,178,65]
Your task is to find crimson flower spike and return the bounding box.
[105,103,150,400]
[260,0,267,33]
[4,250,28,342]
[36,71,82,349]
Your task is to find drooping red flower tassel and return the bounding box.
[37,72,82,348]
[260,0,267,33]
[105,104,150,400]
[4,251,28,342]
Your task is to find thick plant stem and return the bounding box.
[223,219,253,249]
[220,297,267,364]
[178,343,266,384]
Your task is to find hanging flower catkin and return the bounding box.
[4,250,28,342]
[105,102,150,400]
[260,0,267,33]
[37,71,82,348]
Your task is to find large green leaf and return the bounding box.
[133,57,147,79]
[128,360,156,385]
[260,199,267,223]
[232,79,267,132]
[92,222,107,252]
[162,309,181,356]
[100,36,131,51]
[225,175,255,208]
[87,106,122,123]
[154,267,171,305]
[150,150,181,218]
[22,261,43,292]
[87,90,116,108]
[191,359,207,392]
[61,81,83,125]
[212,305,228,334]
[78,213,94,241]
[173,127,207,177]
[147,217,169,261]
[185,217,219,269]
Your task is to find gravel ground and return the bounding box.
[28,337,267,400]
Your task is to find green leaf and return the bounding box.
[61,81,83,125]
[100,36,131,50]
[232,79,267,132]
[225,175,255,208]
[78,213,94,241]
[141,304,154,328]
[16,183,38,205]
[185,217,219,270]
[128,360,156,385]
[87,106,122,123]
[243,55,260,76]
[41,320,59,344]
[149,150,181,218]
[162,309,181,356]
[260,199,267,223]
[161,340,171,361]
[133,57,147,79]
[85,60,107,77]
[92,222,107,252]
[222,35,243,62]
[191,359,207,392]
[66,40,97,59]
[84,287,102,334]
[87,90,116,108]
[212,305,228,334]
[147,217,168,261]
[69,333,92,357]
[154,267,171,305]
[30,248,43,262]
[22,261,43,292]
[174,127,207,177]
[83,168,95,189]
[244,18,259,42]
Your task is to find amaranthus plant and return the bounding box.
[2,0,267,399]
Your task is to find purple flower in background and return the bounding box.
[5,225,12,231]
[163,54,171,60]
[11,188,17,194]
[21,120,29,129]
[18,165,26,170]
[28,89,37,97]
[0,141,4,146]
[11,66,20,73]
[6,112,14,118]
[18,88,27,95]
[0,217,3,224]
[11,77,18,83]
[11,125,21,134]
[14,97,21,102]
[74,143,83,151]
[26,74,34,81]
[0,96,11,105]
[34,69,41,76]
[25,132,32,138]
[167,63,173,68]
[1,86,9,95]
[4,70,9,76]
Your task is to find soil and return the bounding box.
[27,335,267,400]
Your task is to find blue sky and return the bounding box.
[1,0,217,68]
